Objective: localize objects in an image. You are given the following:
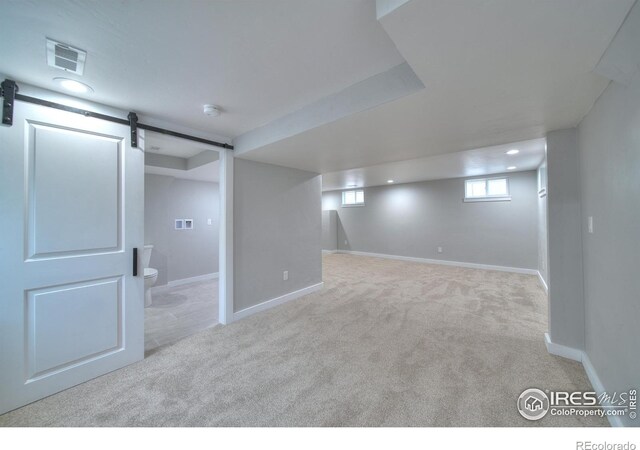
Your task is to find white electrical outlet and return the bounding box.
[283,270,288,281]
[207,218,212,225]
[437,246,443,253]
[344,240,348,245]
[588,216,594,234]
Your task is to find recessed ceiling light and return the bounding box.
[203,104,221,117]
[348,184,358,188]
[387,180,394,183]
[506,149,519,155]
[507,166,517,170]
[53,77,93,93]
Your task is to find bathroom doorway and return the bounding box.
[142,131,225,352]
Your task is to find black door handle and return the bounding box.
[133,248,138,276]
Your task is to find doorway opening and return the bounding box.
[142,131,223,352]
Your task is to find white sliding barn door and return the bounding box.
[0,102,144,414]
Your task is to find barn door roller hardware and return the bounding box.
[0,79,233,150]
[128,112,139,148]
[1,79,16,126]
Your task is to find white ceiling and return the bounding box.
[144,132,219,159]
[2,0,634,187]
[0,0,403,138]
[142,132,219,182]
[235,0,633,176]
[144,160,219,183]
[321,138,546,191]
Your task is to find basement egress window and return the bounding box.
[342,189,365,206]
[464,177,511,202]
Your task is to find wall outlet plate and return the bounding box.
[175,219,193,230]
[283,270,289,281]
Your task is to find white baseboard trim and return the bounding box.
[151,272,219,293]
[582,354,624,427]
[537,271,548,293]
[322,249,338,254]
[232,282,324,321]
[544,332,582,362]
[543,333,623,427]
[168,272,218,287]
[336,250,538,275]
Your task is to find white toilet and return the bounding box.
[143,244,158,307]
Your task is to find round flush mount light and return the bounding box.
[507,166,517,170]
[53,77,93,94]
[203,104,221,117]
[506,149,519,155]
[387,179,394,183]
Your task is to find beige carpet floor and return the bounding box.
[145,279,218,352]
[0,254,605,427]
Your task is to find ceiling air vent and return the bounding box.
[46,38,87,75]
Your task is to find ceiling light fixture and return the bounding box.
[387,180,394,183]
[53,77,93,94]
[507,166,517,170]
[506,149,519,155]
[203,104,221,117]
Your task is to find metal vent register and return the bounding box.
[46,38,87,75]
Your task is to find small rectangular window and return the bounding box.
[342,189,365,206]
[464,177,510,202]
[487,178,508,196]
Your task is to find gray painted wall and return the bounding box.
[578,75,640,425]
[322,210,338,251]
[144,174,219,286]
[234,158,322,312]
[537,161,549,286]
[546,129,585,351]
[322,171,538,269]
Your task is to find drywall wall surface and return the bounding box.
[234,158,322,312]
[144,174,219,286]
[322,170,538,269]
[546,128,584,351]
[322,210,338,251]
[578,75,640,426]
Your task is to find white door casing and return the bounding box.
[0,102,144,414]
